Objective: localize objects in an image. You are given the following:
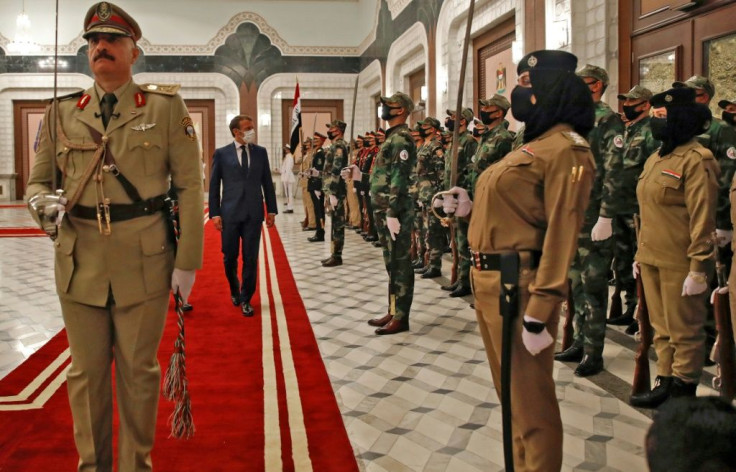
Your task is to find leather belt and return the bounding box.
[69,195,167,222]
[470,250,542,271]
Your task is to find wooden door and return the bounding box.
[693,3,736,115]
[13,101,47,200]
[631,21,692,95]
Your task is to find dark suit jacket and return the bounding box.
[209,142,278,223]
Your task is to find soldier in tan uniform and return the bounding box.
[26,3,204,470]
[296,137,316,231]
[630,87,719,408]
[443,50,595,471]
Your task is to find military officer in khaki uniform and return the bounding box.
[444,50,595,471]
[630,87,719,408]
[26,3,204,471]
[296,137,317,231]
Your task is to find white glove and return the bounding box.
[352,187,357,193]
[171,268,196,303]
[521,315,554,356]
[310,168,320,177]
[351,166,363,181]
[28,192,67,238]
[417,201,424,208]
[432,196,444,209]
[716,229,733,248]
[682,271,708,296]
[329,195,338,209]
[632,261,640,279]
[591,216,613,241]
[340,167,351,180]
[386,216,401,241]
[314,190,322,199]
[443,186,472,217]
[710,285,729,304]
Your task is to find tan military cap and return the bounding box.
[673,75,715,98]
[380,92,415,114]
[617,85,653,101]
[83,2,141,41]
[479,94,511,111]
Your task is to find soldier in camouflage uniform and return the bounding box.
[365,92,418,335]
[410,123,426,269]
[321,120,349,267]
[512,124,526,151]
[415,117,446,278]
[605,86,661,329]
[442,107,479,296]
[555,65,624,377]
[467,94,515,194]
[472,118,486,142]
[308,133,327,242]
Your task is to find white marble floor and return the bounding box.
[0,202,720,471]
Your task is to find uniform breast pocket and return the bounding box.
[655,175,685,206]
[58,137,89,178]
[128,133,165,176]
[496,153,535,188]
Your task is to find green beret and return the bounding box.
[517,50,577,75]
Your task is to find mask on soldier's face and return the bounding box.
[327,131,336,140]
[381,104,401,121]
[445,118,455,132]
[510,86,535,123]
[722,111,736,127]
[479,110,499,125]
[623,102,645,121]
[649,117,668,141]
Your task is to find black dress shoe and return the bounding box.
[421,267,442,279]
[241,302,254,317]
[669,377,697,398]
[607,313,634,326]
[368,313,392,327]
[181,303,193,312]
[231,295,241,306]
[554,344,584,362]
[449,285,471,297]
[414,266,428,274]
[365,235,379,242]
[574,355,604,377]
[441,281,459,292]
[624,320,639,335]
[284,209,294,214]
[322,256,343,267]
[308,234,325,242]
[629,376,673,408]
[411,259,424,269]
[375,318,409,335]
[371,240,382,247]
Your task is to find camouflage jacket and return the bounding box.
[468,121,515,194]
[607,116,661,215]
[416,137,445,204]
[324,137,349,197]
[586,101,624,229]
[512,125,525,151]
[443,130,478,190]
[696,117,736,230]
[370,124,418,217]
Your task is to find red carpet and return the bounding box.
[0,221,359,471]
[0,227,45,237]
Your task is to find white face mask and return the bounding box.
[242,129,256,143]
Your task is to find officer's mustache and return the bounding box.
[93,51,115,62]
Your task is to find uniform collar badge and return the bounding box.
[131,123,156,131]
[77,94,91,110]
[134,92,146,107]
[664,94,673,102]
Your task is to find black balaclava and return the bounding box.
[512,50,594,143]
[650,87,712,156]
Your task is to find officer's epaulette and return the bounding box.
[45,89,84,104]
[561,130,590,150]
[140,83,181,96]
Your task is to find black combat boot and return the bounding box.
[607,304,635,326]
[421,267,442,279]
[554,344,583,362]
[574,355,604,377]
[629,376,673,408]
[668,377,697,399]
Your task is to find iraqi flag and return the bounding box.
[289,82,301,152]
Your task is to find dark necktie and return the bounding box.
[100,93,117,129]
[240,145,249,173]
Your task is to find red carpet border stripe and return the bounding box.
[0,227,46,237]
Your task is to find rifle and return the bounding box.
[609,279,622,320]
[631,214,652,396]
[561,278,575,351]
[712,233,736,400]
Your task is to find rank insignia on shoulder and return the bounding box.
[613,135,624,148]
[521,145,534,157]
[727,147,736,160]
[399,150,409,161]
[563,131,588,146]
[77,94,92,110]
[141,83,181,96]
[181,117,197,141]
[131,123,156,132]
[134,92,146,107]
[661,169,681,180]
[48,90,84,104]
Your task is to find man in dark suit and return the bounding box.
[209,114,277,316]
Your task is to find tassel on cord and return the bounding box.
[162,290,196,439]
